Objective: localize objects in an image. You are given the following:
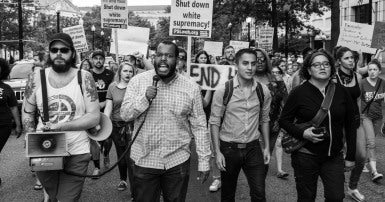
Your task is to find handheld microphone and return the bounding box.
[152,75,160,87]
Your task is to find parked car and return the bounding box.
[4,60,35,107]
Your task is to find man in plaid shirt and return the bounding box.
[121,41,211,201]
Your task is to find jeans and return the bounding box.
[349,125,366,189]
[291,152,345,202]
[110,125,134,194]
[133,159,190,202]
[362,115,382,161]
[0,125,12,153]
[36,153,91,202]
[220,140,266,202]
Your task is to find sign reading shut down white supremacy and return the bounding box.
[101,0,128,29]
[170,0,213,38]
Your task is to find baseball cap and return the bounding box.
[92,50,105,59]
[49,33,74,50]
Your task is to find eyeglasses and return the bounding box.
[256,57,265,63]
[311,62,331,69]
[50,47,70,54]
[156,53,175,59]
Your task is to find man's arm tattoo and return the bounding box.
[24,72,36,99]
[23,117,36,132]
[84,74,99,102]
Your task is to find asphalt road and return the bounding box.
[0,131,384,202]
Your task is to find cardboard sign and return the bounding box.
[101,0,128,29]
[229,41,250,53]
[258,27,274,51]
[371,21,385,49]
[204,41,223,57]
[188,64,236,90]
[337,21,376,54]
[62,25,88,53]
[170,0,213,38]
[109,26,150,55]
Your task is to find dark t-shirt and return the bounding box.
[360,78,385,120]
[0,81,18,126]
[92,69,114,103]
[106,82,126,125]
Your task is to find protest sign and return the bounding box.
[188,64,236,90]
[170,0,213,38]
[204,41,223,57]
[371,21,385,49]
[337,21,376,54]
[258,27,274,52]
[62,25,88,53]
[110,26,150,56]
[230,41,250,53]
[101,0,128,29]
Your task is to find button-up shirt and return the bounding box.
[209,76,271,143]
[120,70,211,171]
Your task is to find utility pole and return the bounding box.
[18,0,23,59]
[272,0,278,53]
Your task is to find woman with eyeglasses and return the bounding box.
[333,46,366,201]
[359,59,385,183]
[279,50,357,202]
[103,63,135,196]
[254,48,289,179]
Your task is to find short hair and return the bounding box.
[46,41,77,67]
[368,59,382,71]
[158,41,179,57]
[253,48,273,74]
[235,48,257,65]
[195,50,211,64]
[116,63,135,82]
[334,46,352,61]
[0,58,10,80]
[302,47,313,59]
[301,49,336,80]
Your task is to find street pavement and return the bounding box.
[0,131,385,202]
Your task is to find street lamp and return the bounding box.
[283,3,291,59]
[228,22,233,42]
[320,32,326,49]
[55,4,61,33]
[91,25,95,50]
[101,30,104,52]
[246,17,252,46]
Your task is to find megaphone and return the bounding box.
[86,113,112,141]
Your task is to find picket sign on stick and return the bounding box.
[114,28,119,62]
[187,36,192,76]
[188,64,236,90]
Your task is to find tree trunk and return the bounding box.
[330,0,340,53]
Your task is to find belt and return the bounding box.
[220,140,259,149]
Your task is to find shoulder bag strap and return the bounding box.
[361,79,382,114]
[311,82,336,127]
[40,69,49,123]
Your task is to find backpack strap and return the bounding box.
[78,70,83,96]
[256,82,264,112]
[40,69,49,123]
[223,79,234,106]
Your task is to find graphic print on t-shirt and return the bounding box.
[364,92,385,102]
[96,79,106,90]
[47,94,76,124]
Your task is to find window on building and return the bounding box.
[354,3,371,24]
[374,2,378,22]
[344,8,347,21]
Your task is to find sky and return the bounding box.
[71,0,171,7]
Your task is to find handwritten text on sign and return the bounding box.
[189,64,236,90]
[337,21,376,54]
[170,0,213,38]
[101,0,128,29]
[62,25,88,53]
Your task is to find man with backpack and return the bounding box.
[209,48,271,202]
[22,33,100,201]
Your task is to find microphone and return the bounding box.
[152,75,160,87]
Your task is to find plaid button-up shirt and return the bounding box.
[121,70,211,171]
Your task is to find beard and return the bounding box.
[154,62,176,79]
[51,57,72,73]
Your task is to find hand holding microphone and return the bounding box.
[145,75,160,101]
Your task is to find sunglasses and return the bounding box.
[50,47,70,54]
